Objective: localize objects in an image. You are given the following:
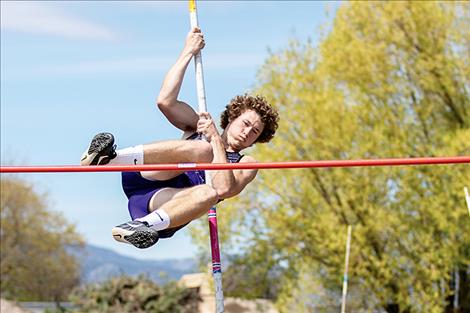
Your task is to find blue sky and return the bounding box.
[1,1,338,261]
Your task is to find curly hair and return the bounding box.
[220,94,279,143]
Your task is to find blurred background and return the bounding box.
[1,1,469,312]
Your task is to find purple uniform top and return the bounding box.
[121,133,243,238]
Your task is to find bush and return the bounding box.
[68,275,200,313]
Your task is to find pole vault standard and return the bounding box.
[188,1,225,312]
[1,156,469,173]
[341,225,352,313]
[465,187,470,217]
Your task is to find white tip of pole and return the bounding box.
[464,187,470,217]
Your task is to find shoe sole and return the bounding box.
[80,133,114,166]
[112,226,159,249]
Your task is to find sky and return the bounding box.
[1,1,338,261]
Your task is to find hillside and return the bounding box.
[70,244,198,284]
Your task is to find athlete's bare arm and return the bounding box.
[156,28,205,132]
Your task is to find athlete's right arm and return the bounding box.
[156,28,205,132]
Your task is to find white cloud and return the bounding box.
[1,1,118,41]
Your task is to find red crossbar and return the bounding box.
[1,156,469,173]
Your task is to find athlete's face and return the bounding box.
[225,109,265,152]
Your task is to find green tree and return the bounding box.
[1,176,83,301]
[222,243,284,300]
[69,275,199,313]
[191,2,469,312]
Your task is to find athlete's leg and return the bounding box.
[141,140,213,181]
[112,185,218,249]
[146,184,219,227]
[80,133,213,180]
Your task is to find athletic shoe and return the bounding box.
[80,132,117,166]
[111,220,159,249]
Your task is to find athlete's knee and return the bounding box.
[193,141,213,163]
[193,184,219,205]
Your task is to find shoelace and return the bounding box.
[111,144,117,158]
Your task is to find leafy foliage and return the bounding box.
[1,177,84,301]
[68,275,200,313]
[191,2,469,312]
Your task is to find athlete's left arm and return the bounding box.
[207,134,258,198]
[215,156,258,199]
[197,112,258,198]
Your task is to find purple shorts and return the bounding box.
[121,170,205,238]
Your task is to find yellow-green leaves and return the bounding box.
[1,177,84,301]
[191,2,469,311]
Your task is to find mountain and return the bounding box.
[69,244,198,285]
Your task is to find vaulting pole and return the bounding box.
[188,1,225,312]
